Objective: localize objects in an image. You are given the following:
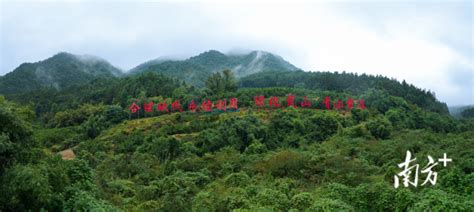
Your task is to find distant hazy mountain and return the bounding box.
[0,50,298,95]
[129,50,300,86]
[0,52,122,95]
[449,105,474,118]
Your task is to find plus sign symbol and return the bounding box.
[438,153,452,167]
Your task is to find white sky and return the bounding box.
[0,0,472,105]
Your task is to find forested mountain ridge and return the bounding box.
[0,50,298,96]
[240,70,449,114]
[0,52,122,95]
[128,50,300,86]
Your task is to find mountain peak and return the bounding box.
[128,49,299,87]
[0,52,122,95]
[203,49,224,55]
[47,52,75,61]
[189,50,227,61]
[54,51,74,57]
[50,52,108,64]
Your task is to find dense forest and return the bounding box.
[1,58,473,211]
[240,70,449,115]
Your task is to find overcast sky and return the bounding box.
[0,0,472,105]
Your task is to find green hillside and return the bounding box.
[1,89,473,210]
[241,70,449,114]
[0,54,472,211]
[0,52,122,95]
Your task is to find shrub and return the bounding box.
[366,116,392,139]
[291,192,313,210]
[81,115,108,139]
[224,172,251,187]
[305,111,340,142]
[255,188,289,210]
[310,198,354,211]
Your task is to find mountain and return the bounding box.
[129,50,300,87]
[128,56,184,73]
[0,52,122,95]
[449,105,474,118]
[0,50,449,115]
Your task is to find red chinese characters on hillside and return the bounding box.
[188,100,197,112]
[334,99,343,110]
[143,102,154,113]
[215,99,227,111]
[157,102,169,113]
[269,96,280,108]
[286,94,297,108]
[253,95,365,111]
[254,95,265,107]
[346,98,354,110]
[357,99,366,109]
[171,100,183,112]
[129,103,140,113]
[229,98,238,110]
[129,95,366,114]
[301,96,311,108]
[324,96,331,110]
[200,99,213,112]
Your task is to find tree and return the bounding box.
[366,116,392,139]
[141,136,183,162]
[205,72,225,96]
[386,108,408,129]
[103,105,127,124]
[222,69,238,93]
[255,188,290,210]
[460,107,474,119]
[81,115,108,139]
[0,164,54,211]
[0,97,33,169]
[205,69,238,96]
[64,190,117,211]
[305,111,340,142]
[291,192,313,210]
[309,198,354,211]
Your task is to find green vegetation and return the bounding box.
[460,107,474,119]
[130,50,299,87]
[240,70,448,114]
[0,55,472,210]
[0,52,121,95]
[205,69,238,97]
